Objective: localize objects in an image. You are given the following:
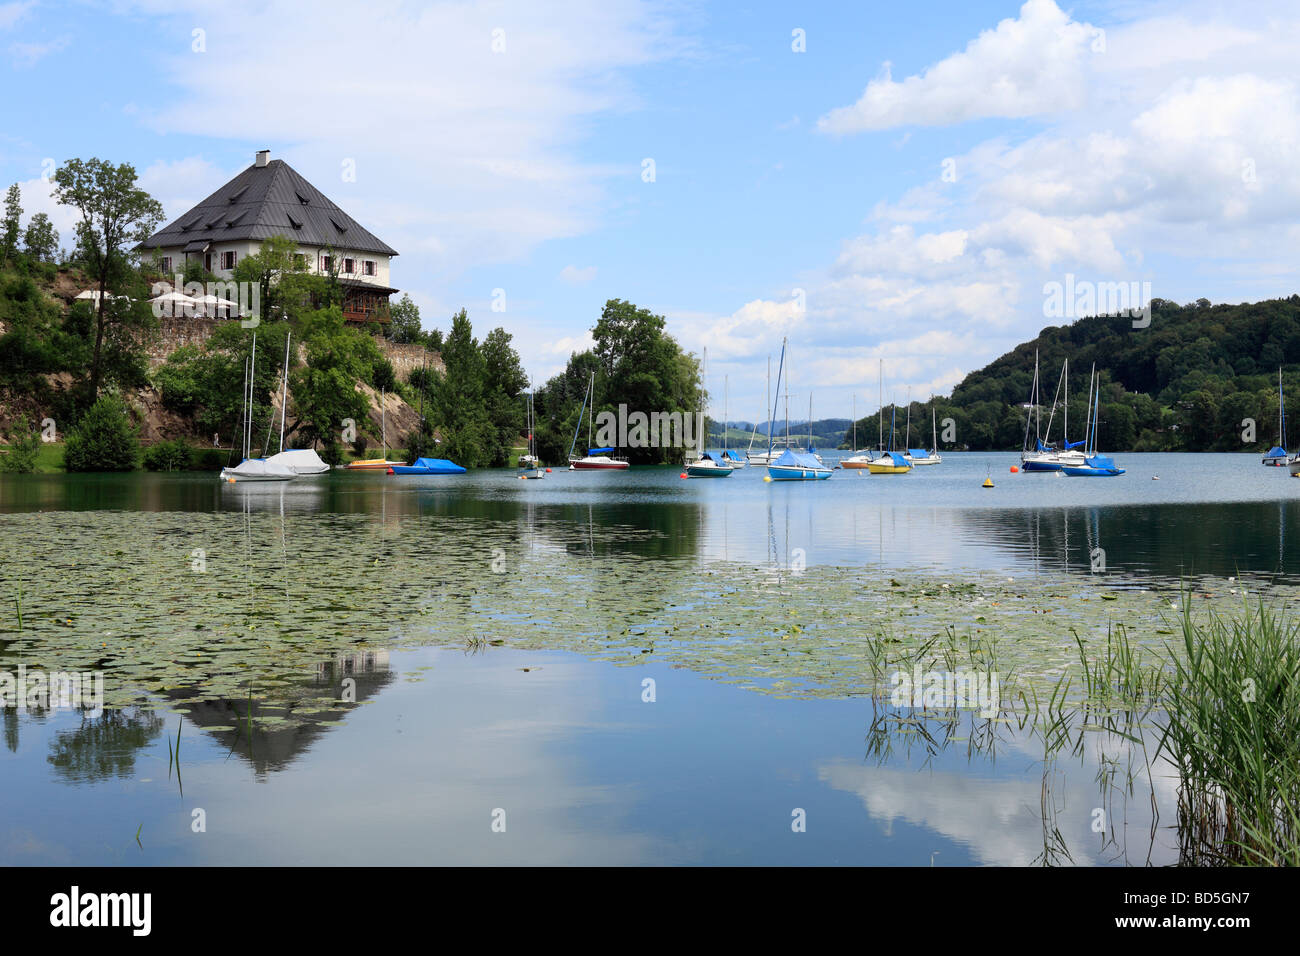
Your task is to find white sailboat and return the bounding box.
[221,331,296,482]
[906,398,943,466]
[568,371,629,470]
[263,332,329,475]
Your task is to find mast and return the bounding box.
[587,370,594,452]
[878,359,884,452]
[723,375,729,456]
[807,393,813,452]
[905,386,911,450]
[931,397,937,452]
[768,338,786,457]
[852,394,857,454]
[278,331,291,453]
[381,386,387,458]
[1064,358,1069,447]
[249,330,257,456]
[568,372,592,461]
[766,354,771,456]
[698,347,707,460]
[241,355,250,460]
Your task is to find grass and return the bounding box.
[0,441,65,473]
[1157,598,1300,865]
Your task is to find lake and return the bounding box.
[1,451,1296,865]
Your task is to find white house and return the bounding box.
[137,149,399,324]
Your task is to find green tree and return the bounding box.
[0,414,42,473]
[63,393,140,472]
[386,293,423,344]
[51,158,164,400]
[1,184,20,264]
[430,309,492,466]
[232,234,313,322]
[23,212,59,262]
[481,327,527,466]
[289,307,381,448]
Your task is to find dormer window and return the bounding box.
[330,217,347,234]
[295,191,309,205]
[287,213,302,229]
[228,185,248,203]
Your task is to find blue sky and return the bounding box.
[3,0,1299,422]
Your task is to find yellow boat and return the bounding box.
[864,451,911,474]
[346,458,406,471]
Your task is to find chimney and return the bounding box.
[255,149,270,167]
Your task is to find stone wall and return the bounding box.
[145,317,444,378]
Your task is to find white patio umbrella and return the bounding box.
[149,291,202,318]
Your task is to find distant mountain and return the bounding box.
[841,295,1300,452]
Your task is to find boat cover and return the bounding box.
[1264,446,1287,459]
[223,458,296,479]
[772,449,825,469]
[265,449,329,474]
[587,447,615,455]
[876,451,910,467]
[391,457,466,475]
[908,448,930,458]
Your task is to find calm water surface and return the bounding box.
[0,452,1292,865]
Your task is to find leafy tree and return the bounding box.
[51,158,164,400]
[232,233,314,322]
[481,327,527,466]
[63,393,140,472]
[429,309,492,466]
[289,306,382,449]
[1,184,19,264]
[142,438,193,471]
[386,293,423,344]
[1,414,42,473]
[23,212,58,262]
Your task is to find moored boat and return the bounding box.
[389,457,466,475]
[687,451,735,478]
[1062,364,1125,477]
[767,448,831,480]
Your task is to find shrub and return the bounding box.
[372,357,397,392]
[319,441,343,467]
[192,448,225,471]
[0,414,41,473]
[351,435,368,458]
[142,438,193,471]
[63,394,140,472]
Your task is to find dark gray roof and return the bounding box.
[138,159,398,256]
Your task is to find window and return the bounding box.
[203,253,212,271]
[363,260,376,276]
[321,255,333,272]
[160,256,172,273]
[221,251,237,270]
[343,258,355,274]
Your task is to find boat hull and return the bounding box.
[347,459,406,471]
[569,457,630,470]
[864,461,911,474]
[687,463,734,478]
[767,464,831,480]
[1061,465,1126,477]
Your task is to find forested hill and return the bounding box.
[848,295,1300,453]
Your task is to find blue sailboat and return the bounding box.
[765,338,831,481]
[1062,365,1125,477]
[390,457,466,475]
[1264,368,1288,466]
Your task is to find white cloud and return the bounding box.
[817,0,1098,134]
[124,0,680,274]
[559,264,597,284]
[7,33,68,68]
[0,1,33,31]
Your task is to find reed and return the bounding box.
[1156,596,1300,865]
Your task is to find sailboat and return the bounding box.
[719,375,746,468]
[747,355,786,465]
[907,397,943,466]
[1021,356,1085,472]
[856,361,910,474]
[346,386,407,470]
[687,352,733,477]
[568,371,630,470]
[262,332,329,475]
[1264,369,1288,466]
[766,339,831,480]
[518,387,544,478]
[843,393,870,469]
[1062,365,1125,477]
[221,331,296,482]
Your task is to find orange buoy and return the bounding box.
[545,468,552,472]
[1010,465,1019,473]
[680,472,688,479]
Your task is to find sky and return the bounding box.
[3,0,1299,423]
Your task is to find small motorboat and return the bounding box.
[389,457,466,476]
[686,451,734,478]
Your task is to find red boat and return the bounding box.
[569,449,630,470]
